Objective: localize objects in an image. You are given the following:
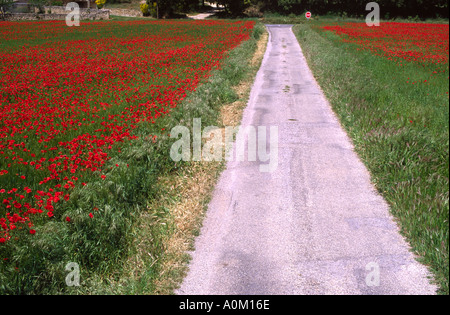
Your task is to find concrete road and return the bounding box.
[176,25,437,295]
[188,12,216,20]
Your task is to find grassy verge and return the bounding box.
[108,15,150,21]
[73,22,266,295]
[292,21,449,294]
[261,12,307,24]
[152,27,268,294]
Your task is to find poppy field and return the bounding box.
[322,22,449,66]
[0,20,253,242]
[0,19,256,293]
[322,22,449,96]
[295,21,449,293]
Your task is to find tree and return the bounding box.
[154,0,173,17]
[150,0,450,18]
[252,0,449,18]
[217,0,250,15]
[148,0,203,18]
[0,0,13,20]
[29,0,50,13]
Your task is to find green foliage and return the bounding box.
[50,0,63,6]
[140,2,150,16]
[106,0,131,3]
[276,0,300,12]
[0,0,12,6]
[216,0,449,18]
[145,0,199,18]
[28,0,50,13]
[95,0,107,9]
[154,0,173,17]
[0,0,13,17]
[172,0,199,12]
[148,2,158,17]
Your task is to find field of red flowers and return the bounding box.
[0,20,254,245]
[322,22,449,86]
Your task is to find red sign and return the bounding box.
[305,11,312,19]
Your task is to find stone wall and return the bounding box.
[2,5,150,20]
[43,6,109,17]
[44,6,143,17]
[3,13,63,21]
[42,6,145,18]
[108,8,143,18]
[44,6,72,14]
[3,8,110,21]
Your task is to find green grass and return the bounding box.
[293,20,449,294]
[261,12,307,24]
[108,15,150,21]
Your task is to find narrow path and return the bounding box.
[187,4,222,20]
[188,12,216,20]
[176,25,437,295]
